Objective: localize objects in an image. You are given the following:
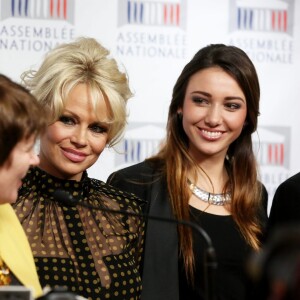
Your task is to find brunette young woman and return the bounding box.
[107,44,268,300]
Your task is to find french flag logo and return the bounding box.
[1,0,75,24]
[229,0,294,36]
[118,0,187,30]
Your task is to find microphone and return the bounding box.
[53,189,217,300]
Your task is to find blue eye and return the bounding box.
[59,116,75,125]
[89,124,108,134]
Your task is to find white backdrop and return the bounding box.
[1,0,299,212]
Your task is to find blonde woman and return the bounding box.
[13,38,144,300]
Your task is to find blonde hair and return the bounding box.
[21,37,133,146]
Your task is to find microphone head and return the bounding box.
[53,189,77,207]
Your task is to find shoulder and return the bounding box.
[267,172,300,234]
[272,172,300,206]
[107,160,162,183]
[271,172,300,206]
[276,172,300,192]
[88,177,147,211]
[89,177,143,201]
[106,160,164,203]
[110,160,157,176]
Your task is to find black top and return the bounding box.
[13,167,145,300]
[179,207,254,300]
[107,160,268,300]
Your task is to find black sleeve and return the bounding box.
[267,173,300,238]
[258,183,269,243]
[261,183,268,217]
[107,171,139,195]
[107,162,155,214]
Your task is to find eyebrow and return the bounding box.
[63,109,111,125]
[191,91,246,103]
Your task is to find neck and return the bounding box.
[190,161,229,194]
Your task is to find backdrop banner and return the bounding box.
[1,0,299,212]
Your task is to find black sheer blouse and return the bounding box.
[13,167,145,300]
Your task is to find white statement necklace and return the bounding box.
[187,179,231,206]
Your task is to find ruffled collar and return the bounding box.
[22,167,90,200]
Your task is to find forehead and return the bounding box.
[186,67,244,96]
[188,67,234,84]
[63,83,110,122]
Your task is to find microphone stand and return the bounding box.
[53,189,217,300]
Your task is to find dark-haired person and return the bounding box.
[108,44,268,300]
[0,74,46,298]
[268,172,300,234]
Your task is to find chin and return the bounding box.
[3,196,17,204]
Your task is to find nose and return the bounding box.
[204,105,222,127]
[70,126,88,147]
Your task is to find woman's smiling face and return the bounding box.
[180,67,247,161]
[38,83,110,181]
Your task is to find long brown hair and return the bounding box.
[149,44,263,281]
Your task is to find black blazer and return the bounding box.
[107,160,268,300]
[107,160,180,300]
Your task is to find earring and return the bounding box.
[226,154,234,163]
[177,112,183,120]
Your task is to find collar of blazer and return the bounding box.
[0,203,43,298]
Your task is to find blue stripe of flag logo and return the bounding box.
[118,0,187,29]
[0,0,75,24]
[229,0,294,36]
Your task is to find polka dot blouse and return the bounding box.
[13,167,145,300]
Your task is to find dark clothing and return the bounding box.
[107,160,268,300]
[179,207,255,300]
[108,161,179,300]
[262,172,300,299]
[268,172,300,235]
[13,167,145,300]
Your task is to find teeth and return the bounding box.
[202,130,222,138]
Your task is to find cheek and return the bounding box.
[182,100,205,122]
[235,112,247,130]
[90,136,108,155]
[44,124,66,145]
[182,108,204,128]
[226,109,247,131]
